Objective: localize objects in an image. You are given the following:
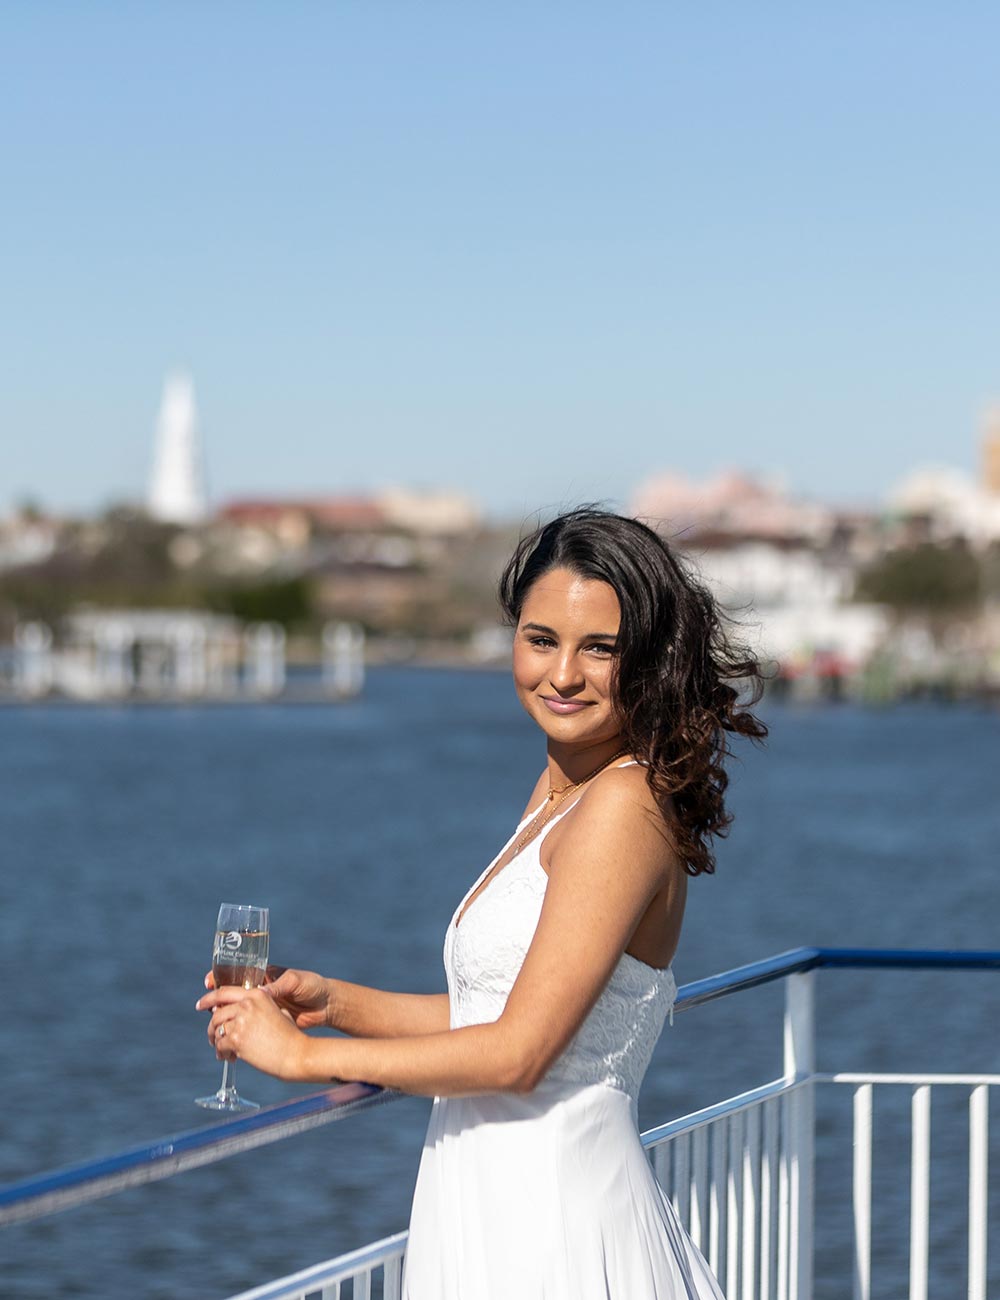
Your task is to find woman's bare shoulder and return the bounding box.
[588,762,670,825]
[546,762,678,873]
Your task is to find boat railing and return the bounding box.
[3,947,997,1300]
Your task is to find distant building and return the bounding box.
[630,469,885,678]
[887,464,1000,547]
[0,508,58,570]
[214,490,480,552]
[629,469,832,542]
[148,372,207,525]
[375,487,480,536]
[211,497,392,576]
[881,407,1000,545]
[217,497,386,539]
[687,537,888,675]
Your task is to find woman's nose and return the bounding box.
[548,650,584,692]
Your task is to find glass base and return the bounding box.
[195,1089,260,1113]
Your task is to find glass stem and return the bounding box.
[220,1057,236,1098]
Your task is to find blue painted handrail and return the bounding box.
[674,945,1000,1011]
[3,946,998,1228]
[0,1082,394,1228]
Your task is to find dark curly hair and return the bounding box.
[498,507,768,876]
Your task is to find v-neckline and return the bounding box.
[452,799,570,931]
[452,808,536,932]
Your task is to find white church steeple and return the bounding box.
[148,371,207,524]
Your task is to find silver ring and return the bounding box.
[217,1023,226,1039]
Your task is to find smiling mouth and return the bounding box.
[541,696,591,714]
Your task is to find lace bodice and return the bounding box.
[445,803,676,1102]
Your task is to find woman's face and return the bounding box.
[512,566,623,751]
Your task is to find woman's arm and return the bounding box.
[199,772,675,1097]
[207,967,451,1038]
[326,979,451,1038]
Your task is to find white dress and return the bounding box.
[401,793,726,1300]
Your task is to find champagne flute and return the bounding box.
[196,902,270,1112]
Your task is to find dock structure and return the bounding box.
[4,610,364,703]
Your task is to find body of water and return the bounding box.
[2,669,998,1298]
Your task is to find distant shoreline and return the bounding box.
[2,659,998,710]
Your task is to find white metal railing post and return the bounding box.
[654,1140,670,1198]
[909,1086,930,1300]
[674,1132,691,1228]
[741,1104,760,1300]
[691,1124,709,1254]
[727,1110,742,1298]
[783,971,815,1300]
[761,1098,779,1300]
[384,1252,403,1300]
[852,1083,872,1300]
[710,1118,727,1281]
[968,1085,989,1300]
[777,1096,790,1300]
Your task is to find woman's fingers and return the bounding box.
[196,985,255,1012]
[208,1007,237,1057]
[198,977,313,1076]
[207,996,256,1051]
[265,964,288,983]
[261,970,297,1002]
[204,988,304,1079]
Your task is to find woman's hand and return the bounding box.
[196,985,316,1082]
[202,966,334,1030]
[262,966,335,1029]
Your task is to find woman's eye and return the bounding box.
[587,643,617,656]
[528,636,556,648]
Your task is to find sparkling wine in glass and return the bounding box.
[195,902,270,1112]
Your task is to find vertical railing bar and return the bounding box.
[968,1084,989,1300]
[384,1251,403,1300]
[798,1079,815,1300]
[356,1266,373,1300]
[675,1131,691,1229]
[908,1085,930,1300]
[321,1283,341,1300]
[727,1109,743,1300]
[741,1103,760,1300]
[783,971,815,1300]
[777,1092,790,1300]
[761,1098,778,1300]
[710,1116,727,1281]
[691,1123,709,1253]
[852,1083,872,1300]
[654,1137,670,1197]
[787,1089,801,1300]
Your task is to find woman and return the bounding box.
[198,507,767,1299]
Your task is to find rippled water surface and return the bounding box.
[2,670,998,1298]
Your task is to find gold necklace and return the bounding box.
[510,747,629,857]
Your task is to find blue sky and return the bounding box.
[3,3,999,520]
